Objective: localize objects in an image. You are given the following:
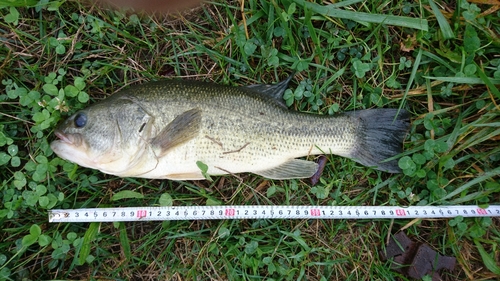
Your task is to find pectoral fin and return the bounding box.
[254,159,319,180]
[150,108,202,156]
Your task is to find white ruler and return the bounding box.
[48,205,500,223]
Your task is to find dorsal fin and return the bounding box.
[242,74,295,107]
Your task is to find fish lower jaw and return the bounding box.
[55,132,70,144]
[50,141,114,172]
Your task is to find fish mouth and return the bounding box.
[51,130,93,167]
[54,130,84,147]
[54,130,74,144]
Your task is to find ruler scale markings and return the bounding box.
[48,205,500,223]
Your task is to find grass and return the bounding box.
[1,0,499,280]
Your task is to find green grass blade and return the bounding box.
[473,122,500,127]
[119,222,132,262]
[294,0,428,31]
[112,190,144,201]
[0,0,38,8]
[445,102,466,152]
[401,48,423,110]
[328,0,364,9]
[474,239,500,275]
[434,166,500,204]
[428,0,454,39]
[449,187,500,204]
[422,50,457,72]
[78,222,100,266]
[475,62,500,100]
[423,76,500,85]
[459,128,500,152]
[304,8,322,62]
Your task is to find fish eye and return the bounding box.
[74,113,87,128]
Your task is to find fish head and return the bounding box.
[50,97,154,175]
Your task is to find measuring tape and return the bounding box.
[48,205,500,223]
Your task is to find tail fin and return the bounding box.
[346,108,410,173]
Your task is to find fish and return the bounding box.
[50,76,410,180]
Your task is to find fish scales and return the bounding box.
[51,78,409,180]
[126,81,357,177]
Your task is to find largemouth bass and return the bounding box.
[50,77,410,180]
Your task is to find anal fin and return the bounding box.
[254,159,319,180]
[165,172,204,180]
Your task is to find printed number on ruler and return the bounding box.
[48,205,500,223]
